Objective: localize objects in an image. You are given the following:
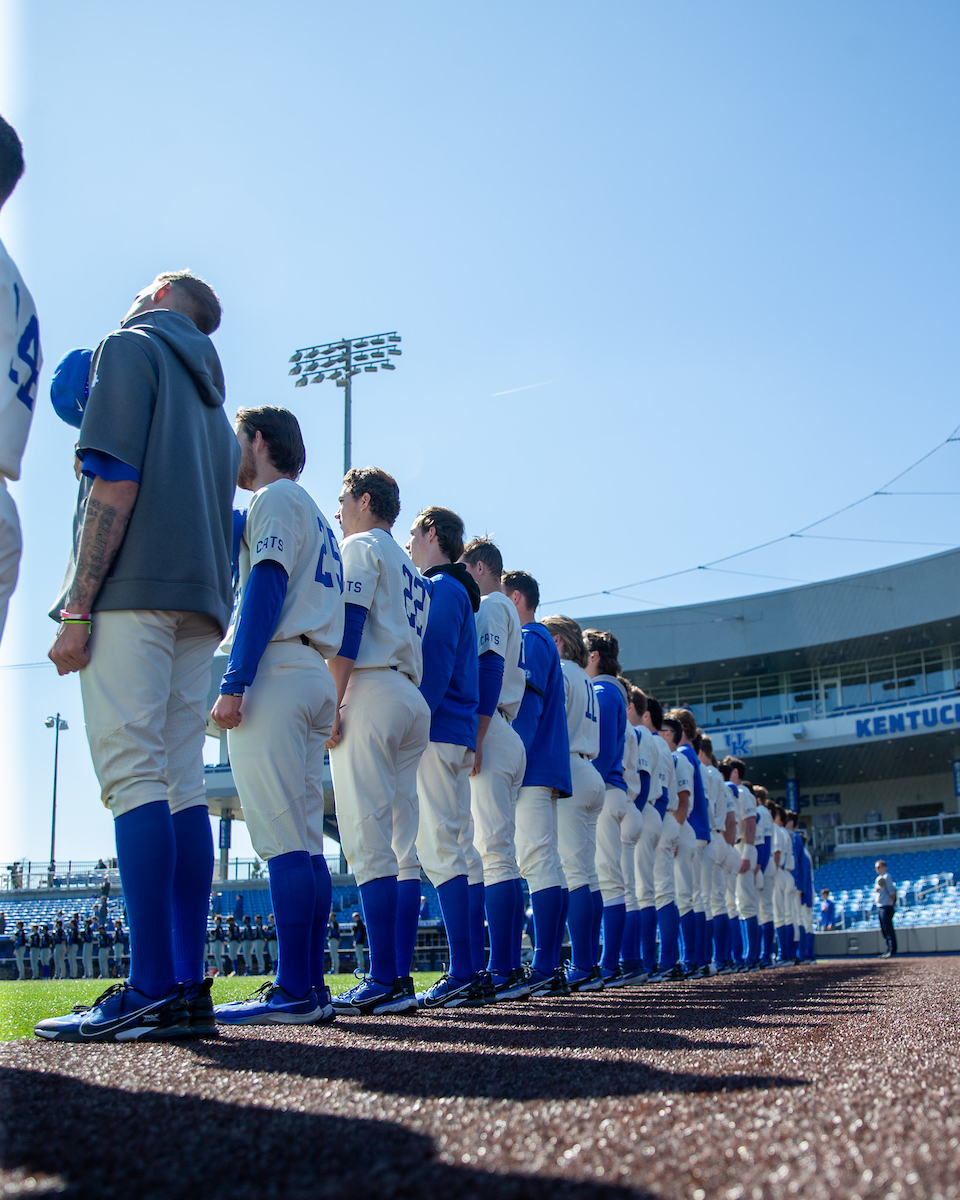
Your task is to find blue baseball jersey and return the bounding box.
[418,566,480,750]
[676,743,710,840]
[591,675,627,792]
[513,622,572,796]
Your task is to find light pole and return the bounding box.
[44,714,68,880]
[288,331,402,475]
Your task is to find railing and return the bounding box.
[2,861,121,892]
[835,815,960,846]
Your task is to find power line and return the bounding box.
[543,417,960,607]
[0,661,55,670]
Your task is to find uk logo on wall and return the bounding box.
[724,732,752,757]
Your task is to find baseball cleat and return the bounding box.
[618,966,649,986]
[332,975,419,1017]
[566,965,605,993]
[213,981,322,1025]
[315,984,337,1024]
[416,972,478,1009]
[34,983,189,1043]
[186,978,219,1037]
[491,968,532,1001]
[599,966,628,988]
[527,967,571,997]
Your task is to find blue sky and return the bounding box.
[2,1,960,861]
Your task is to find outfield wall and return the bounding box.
[816,923,960,956]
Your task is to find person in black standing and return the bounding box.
[351,911,367,974]
[874,859,898,958]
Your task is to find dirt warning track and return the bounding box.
[3,958,960,1199]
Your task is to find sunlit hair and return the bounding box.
[342,467,400,526]
[155,269,221,334]
[583,629,621,676]
[542,614,588,667]
[461,536,503,577]
[413,506,465,562]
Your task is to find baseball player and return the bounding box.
[668,711,714,974]
[53,921,68,980]
[503,571,572,996]
[266,914,278,973]
[251,915,266,975]
[209,914,226,975]
[639,700,683,981]
[799,832,815,961]
[785,811,806,962]
[13,921,26,979]
[619,686,652,985]
[327,467,430,1017]
[541,615,605,991]
[406,506,483,1009]
[67,917,80,978]
[212,406,344,1027]
[721,757,760,970]
[660,718,697,973]
[752,787,776,966]
[632,695,664,978]
[97,924,113,980]
[697,736,737,971]
[583,630,630,987]
[0,115,41,646]
[81,919,95,979]
[28,925,41,979]
[462,538,529,1002]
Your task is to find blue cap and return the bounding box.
[50,348,93,429]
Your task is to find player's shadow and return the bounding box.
[196,1039,808,1101]
[0,1066,647,1200]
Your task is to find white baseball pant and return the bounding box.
[251,938,265,972]
[635,802,662,908]
[773,868,792,927]
[97,947,109,978]
[229,641,337,861]
[558,754,605,892]
[692,837,709,915]
[54,944,66,979]
[620,801,643,913]
[29,948,40,978]
[789,882,802,938]
[801,903,813,935]
[735,843,759,920]
[759,857,777,924]
[595,785,629,904]
[329,668,431,886]
[15,946,26,979]
[654,811,681,909]
[80,609,221,818]
[704,836,728,920]
[67,944,78,977]
[468,713,525,885]
[674,819,696,916]
[416,740,475,887]
[82,942,94,978]
[0,481,21,645]
[515,785,564,892]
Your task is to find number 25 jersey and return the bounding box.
[0,237,41,482]
[339,526,430,685]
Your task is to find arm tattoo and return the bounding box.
[66,496,134,612]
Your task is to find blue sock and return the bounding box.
[639,905,658,973]
[531,886,563,975]
[171,806,213,988]
[713,912,728,964]
[567,885,596,972]
[511,878,525,970]
[114,800,176,998]
[600,902,626,973]
[590,889,604,963]
[359,876,399,983]
[395,879,421,978]
[468,882,485,975]
[776,924,787,961]
[694,910,707,967]
[762,920,775,963]
[656,902,679,970]
[484,880,516,979]
[731,916,744,965]
[679,910,697,968]
[620,910,640,970]
[558,887,570,965]
[705,918,714,965]
[309,855,332,993]
[742,915,760,965]
[268,851,315,998]
[437,875,472,982]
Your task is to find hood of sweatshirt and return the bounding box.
[121,309,226,408]
[424,561,482,612]
[594,672,628,707]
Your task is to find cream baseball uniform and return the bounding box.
[328,528,431,886]
[653,735,681,910]
[633,724,662,910]
[756,803,776,925]
[672,748,697,917]
[772,822,793,933]
[734,784,759,921]
[619,727,644,915]
[703,763,733,921]
[467,591,526,886]
[556,658,605,892]
[223,479,344,860]
[0,236,40,643]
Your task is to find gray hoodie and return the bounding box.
[53,310,240,631]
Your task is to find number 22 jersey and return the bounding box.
[339,526,430,685]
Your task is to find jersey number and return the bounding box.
[315,518,344,592]
[8,309,40,412]
[402,565,427,637]
[584,678,598,723]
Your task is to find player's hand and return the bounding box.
[470,742,484,777]
[738,857,751,875]
[212,694,243,730]
[326,710,343,751]
[48,623,91,675]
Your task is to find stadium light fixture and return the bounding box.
[287,330,401,474]
[44,714,68,880]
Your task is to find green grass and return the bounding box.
[0,973,444,1041]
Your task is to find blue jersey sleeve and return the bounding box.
[220,559,289,694]
[418,582,463,715]
[80,449,141,483]
[593,683,626,789]
[338,602,367,660]
[477,650,504,718]
[636,767,651,810]
[756,838,771,872]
